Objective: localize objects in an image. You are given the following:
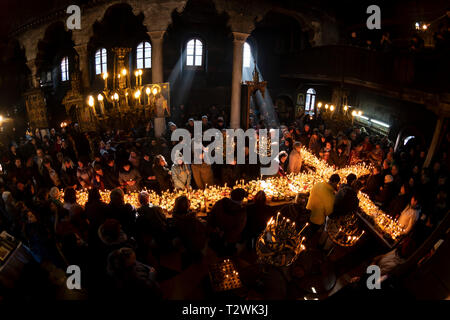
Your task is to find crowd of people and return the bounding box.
[0,108,448,300]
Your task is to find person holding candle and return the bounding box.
[119,161,142,193]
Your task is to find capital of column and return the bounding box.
[74,43,88,57]
[148,31,166,43]
[232,32,250,44]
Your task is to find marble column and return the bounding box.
[148,31,166,137]
[74,44,90,90]
[230,32,249,129]
[424,116,444,167]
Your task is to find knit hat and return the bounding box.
[384,175,394,183]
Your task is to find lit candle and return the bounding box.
[102,72,108,90]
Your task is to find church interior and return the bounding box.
[0,0,449,304]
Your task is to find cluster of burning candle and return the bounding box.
[327,213,366,247]
[357,192,405,240]
[59,147,403,241]
[256,212,308,266]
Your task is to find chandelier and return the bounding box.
[86,47,168,120]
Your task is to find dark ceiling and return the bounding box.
[0,0,448,39]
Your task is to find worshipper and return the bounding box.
[62,187,88,241]
[374,175,397,209]
[369,143,384,166]
[60,157,78,189]
[299,124,311,147]
[287,142,303,174]
[387,183,410,217]
[172,195,207,261]
[93,163,116,190]
[330,174,359,219]
[308,130,321,156]
[106,247,161,300]
[118,161,142,193]
[136,191,168,249]
[330,145,348,169]
[128,149,140,169]
[103,156,120,188]
[208,188,247,256]
[201,115,212,131]
[363,165,384,199]
[77,157,94,189]
[191,152,214,189]
[84,187,108,230]
[275,151,288,177]
[306,173,340,234]
[243,190,273,248]
[41,157,61,188]
[397,194,421,235]
[105,188,136,235]
[139,151,159,191]
[171,155,192,190]
[153,155,172,192]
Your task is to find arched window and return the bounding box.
[243,42,252,68]
[186,38,203,67]
[137,41,151,69]
[61,56,69,81]
[305,88,316,114]
[95,48,107,75]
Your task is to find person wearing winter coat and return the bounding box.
[208,188,247,248]
[331,174,360,219]
[287,142,303,174]
[363,166,383,199]
[41,157,61,188]
[153,155,172,192]
[77,158,94,189]
[172,195,207,258]
[119,161,142,193]
[139,152,158,191]
[374,175,397,209]
[191,152,214,189]
[60,157,78,188]
[171,157,191,190]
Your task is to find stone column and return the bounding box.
[424,116,444,167]
[26,59,39,88]
[74,44,90,90]
[230,32,249,129]
[148,31,166,137]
